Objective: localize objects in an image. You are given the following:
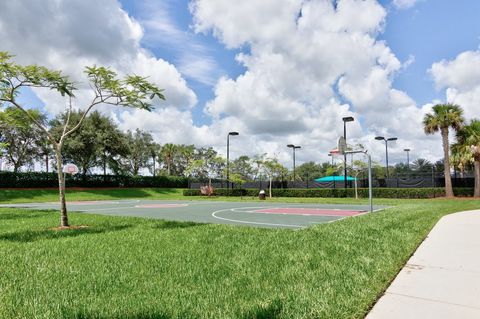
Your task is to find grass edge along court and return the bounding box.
[0,193,479,318]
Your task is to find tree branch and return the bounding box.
[6,99,56,146]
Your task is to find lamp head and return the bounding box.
[375,136,385,141]
[404,148,411,152]
[342,116,354,122]
[228,131,239,136]
[388,137,398,141]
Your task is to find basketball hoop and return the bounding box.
[337,136,347,155]
[329,149,342,157]
[63,163,79,175]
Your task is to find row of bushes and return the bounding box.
[0,172,188,188]
[183,187,475,199]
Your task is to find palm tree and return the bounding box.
[450,142,473,178]
[456,119,480,197]
[411,158,432,172]
[423,104,464,197]
[160,143,177,176]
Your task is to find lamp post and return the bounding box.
[404,148,411,170]
[342,116,354,189]
[226,131,239,189]
[375,136,398,178]
[287,144,301,182]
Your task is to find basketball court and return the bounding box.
[0,200,387,229]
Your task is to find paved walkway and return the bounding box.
[367,209,480,319]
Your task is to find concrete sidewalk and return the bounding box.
[367,209,480,319]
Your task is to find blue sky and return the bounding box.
[379,0,480,106]
[2,0,480,165]
[120,0,480,125]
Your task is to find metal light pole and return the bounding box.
[342,117,354,189]
[404,148,411,170]
[226,131,239,189]
[287,144,301,182]
[375,136,398,178]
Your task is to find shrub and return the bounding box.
[0,172,188,188]
[183,187,474,198]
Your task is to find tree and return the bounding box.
[185,155,225,182]
[160,143,177,176]
[50,111,128,177]
[149,142,162,177]
[36,137,54,172]
[295,161,324,181]
[119,129,156,176]
[261,157,287,198]
[456,119,480,197]
[230,155,255,181]
[423,103,464,197]
[451,142,473,178]
[0,106,45,172]
[0,52,164,227]
[394,162,409,175]
[411,158,433,173]
[175,144,195,176]
[350,160,367,199]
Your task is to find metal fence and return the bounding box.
[189,174,475,189]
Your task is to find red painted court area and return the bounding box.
[253,208,365,216]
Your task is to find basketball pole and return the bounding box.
[338,137,373,213]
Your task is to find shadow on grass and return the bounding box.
[72,313,171,319]
[151,220,207,230]
[0,224,132,243]
[242,299,283,319]
[0,211,50,220]
[0,189,59,203]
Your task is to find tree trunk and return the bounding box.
[103,152,107,177]
[269,177,272,198]
[474,160,480,198]
[152,155,156,177]
[13,162,20,173]
[45,154,49,173]
[55,147,69,227]
[441,128,454,198]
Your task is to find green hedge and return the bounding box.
[183,187,474,199]
[0,172,188,188]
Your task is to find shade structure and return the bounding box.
[315,175,356,182]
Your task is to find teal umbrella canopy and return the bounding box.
[315,176,356,182]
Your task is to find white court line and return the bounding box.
[231,207,366,218]
[211,207,305,229]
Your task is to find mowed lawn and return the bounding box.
[0,194,479,318]
[0,188,186,203]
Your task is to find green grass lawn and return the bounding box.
[0,188,186,203]
[0,187,409,206]
[1,193,479,318]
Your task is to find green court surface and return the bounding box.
[0,200,387,229]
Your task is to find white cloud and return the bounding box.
[138,0,223,86]
[430,50,480,119]
[392,0,418,10]
[0,0,451,168]
[190,0,437,164]
[0,0,197,132]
